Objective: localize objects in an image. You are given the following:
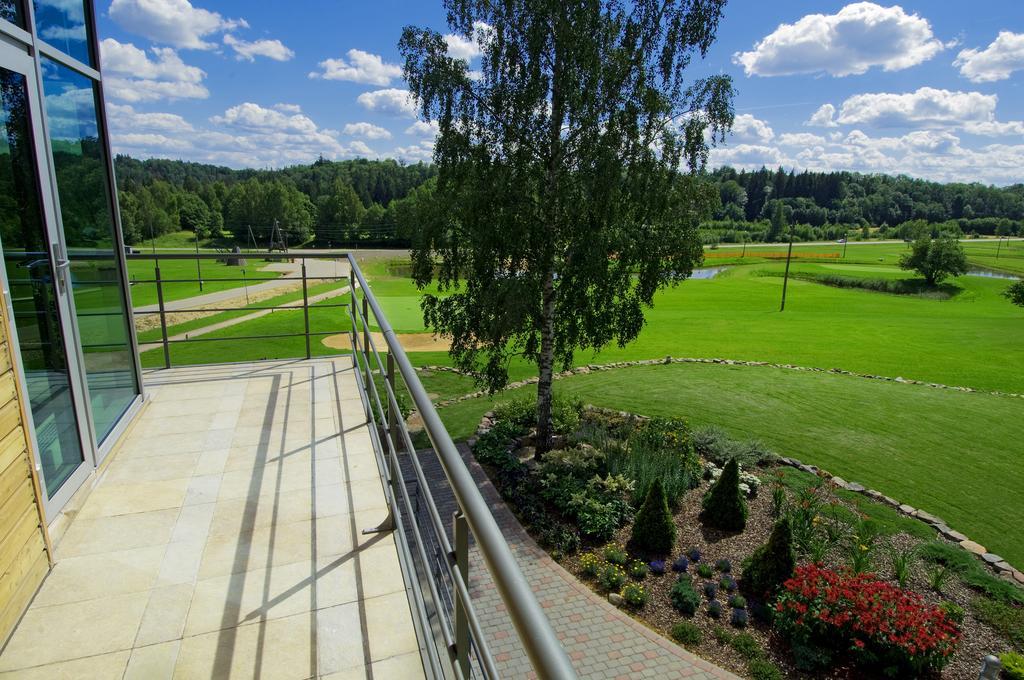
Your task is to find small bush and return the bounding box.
[670,621,702,646]
[729,594,747,609]
[670,575,701,616]
[720,576,737,593]
[730,632,762,661]
[937,601,965,624]
[672,556,689,572]
[715,558,731,573]
[707,599,723,618]
[700,459,748,531]
[687,547,702,562]
[628,479,676,555]
[621,582,648,608]
[703,582,718,599]
[747,659,784,680]
[598,562,627,591]
[603,543,628,565]
[493,395,583,433]
[730,608,749,628]
[741,517,796,598]
[889,546,916,589]
[649,560,666,575]
[579,552,602,578]
[609,417,700,507]
[697,563,714,578]
[1002,651,1024,680]
[692,425,777,467]
[627,560,648,580]
[536,520,580,556]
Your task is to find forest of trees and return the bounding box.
[108,155,1024,248]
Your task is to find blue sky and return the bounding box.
[93,1,1024,184]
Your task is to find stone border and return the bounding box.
[471,408,1024,593]
[418,357,1024,407]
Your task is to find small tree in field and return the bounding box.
[898,235,968,286]
[700,459,746,531]
[1004,281,1024,308]
[742,516,796,598]
[400,1,734,455]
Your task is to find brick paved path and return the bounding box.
[404,445,740,679]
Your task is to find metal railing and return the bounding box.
[131,251,576,679]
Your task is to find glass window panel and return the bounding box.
[1,0,26,29]
[33,0,91,66]
[41,58,138,443]
[1,66,85,497]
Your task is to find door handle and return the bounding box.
[51,243,70,292]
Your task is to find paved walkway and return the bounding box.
[407,444,741,680]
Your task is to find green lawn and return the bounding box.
[127,256,283,308]
[432,361,1024,567]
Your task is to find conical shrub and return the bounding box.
[742,516,796,598]
[629,479,676,555]
[699,458,747,531]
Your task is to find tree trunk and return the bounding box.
[535,268,556,458]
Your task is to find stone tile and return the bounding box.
[170,502,216,544]
[78,479,190,520]
[0,592,148,670]
[124,640,181,680]
[35,545,165,607]
[194,448,230,476]
[197,517,324,580]
[371,652,426,679]
[365,591,419,662]
[102,453,200,483]
[346,478,388,513]
[316,602,367,674]
[0,650,130,679]
[135,584,194,646]
[157,540,206,586]
[184,474,222,506]
[174,611,316,680]
[54,508,178,559]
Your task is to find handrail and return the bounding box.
[346,255,577,680]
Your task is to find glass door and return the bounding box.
[0,38,91,509]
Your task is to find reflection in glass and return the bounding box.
[1,0,25,29]
[32,0,91,66]
[41,59,138,443]
[1,67,85,497]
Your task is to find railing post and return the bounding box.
[453,511,470,679]
[154,257,171,369]
[301,258,311,360]
[387,351,398,452]
[362,296,371,391]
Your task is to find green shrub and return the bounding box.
[536,520,580,556]
[627,559,648,580]
[670,621,702,646]
[712,626,732,645]
[1002,651,1024,680]
[628,479,676,556]
[729,632,762,661]
[937,601,965,624]
[621,582,648,608]
[741,517,796,598]
[670,575,701,616]
[566,475,634,541]
[972,596,1024,648]
[579,552,602,578]
[747,659,784,680]
[697,563,714,578]
[608,417,700,508]
[728,594,747,609]
[692,425,777,467]
[598,562,627,591]
[700,459,747,531]
[493,395,583,433]
[603,543,628,565]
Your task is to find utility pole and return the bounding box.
[842,234,849,259]
[194,234,203,292]
[996,236,1003,259]
[780,225,794,312]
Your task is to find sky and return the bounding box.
[91,0,1024,185]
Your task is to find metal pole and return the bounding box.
[154,258,171,369]
[387,351,398,451]
[780,228,795,312]
[741,239,746,258]
[453,511,470,679]
[362,296,372,390]
[194,234,203,292]
[843,236,849,258]
[996,237,1003,259]
[242,268,249,305]
[301,259,311,360]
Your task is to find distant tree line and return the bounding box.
[706,166,1024,244]
[109,155,1023,248]
[113,155,436,247]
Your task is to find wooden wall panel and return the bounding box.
[0,301,51,645]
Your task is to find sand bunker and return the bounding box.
[321,332,451,352]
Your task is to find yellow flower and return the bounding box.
[859,544,868,552]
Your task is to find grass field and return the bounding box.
[430,361,1024,567]
[127,256,283,308]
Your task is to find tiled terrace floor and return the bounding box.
[0,358,424,680]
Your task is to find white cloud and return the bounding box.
[443,21,492,61]
[405,120,439,137]
[210,102,320,134]
[393,140,435,162]
[954,31,1024,83]
[777,132,826,146]
[356,88,417,118]
[342,122,392,140]
[99,38,208,102]
[805,103,838,128]
[272,103,301,113]
[832,87,997,128]
[347,140,376,157]
[40,24,86,42]
[309,49,402,86]
[963,120,1024,137]
[733,2,946,77]
[108,0,246,50]
[223,34,294,62]
[105,102,194,133]
[729,114,775,144]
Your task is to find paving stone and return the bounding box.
[898,504,916,515]
[960,540,987,555]
[845,482,865,493]
[982,553,1004,565]
[1013,570,1024,585]
[830,476,847,487]
[994,561,1013,573]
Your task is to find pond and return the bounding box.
[967,268,1020,280]
[689,266,728,280]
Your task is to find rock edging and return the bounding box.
[469,409,1024,592]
